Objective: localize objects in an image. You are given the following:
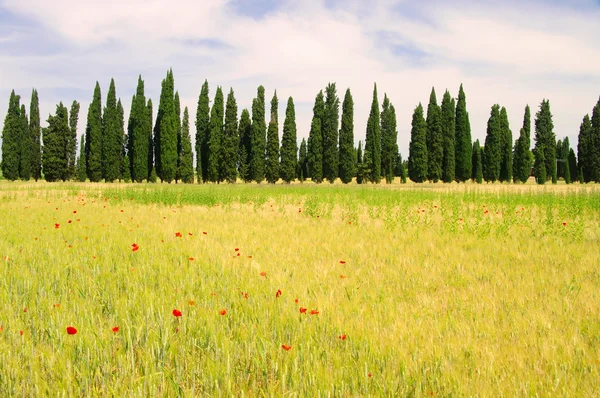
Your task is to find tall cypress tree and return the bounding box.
[356,140,364,184]
[307,90,324,183]
[102,79,121,182]
[65,100,80,181]
[179,107,194,183]
[19,103,31,181]
[589,97,600,182]
[322,83,339,183]
[77,135,87,182]
[174,91,182,183]
[338,88,355,184]
[265,91,280,184]
[29,89,42,181]
[568,149,577,184]
[513,105,532,183]
[195,80,210,183]
[499,107,512,182]
[408,103,428,183]
[425,88,443,182]
[454,84,472,182]
[117,99,125,180]
[250,86,266,183]
[381,95,398,184]
[441,90,456,183]
[280,97,298,183]
[128,76,150,182]
[298,137,307,182]
[146,99,154,180]
[221,88,239,183]
[533,99,557,184]
[85,82,103,182]
[559,137,572,184]
[483,104,502,182]
[238,109,252,182]
[472,139,483,183]
[207,86,224,182]
[364,83,381,183]
[156,70,178,183]
[42,103,69,182]
[1,91,22,181]
[577,114,592,183]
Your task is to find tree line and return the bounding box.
[2,70,600,184]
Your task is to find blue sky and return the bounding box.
[1,0,599,156]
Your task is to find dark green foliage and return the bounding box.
[513,105,533,183]
[307,91,324,183]
[298,138,307,182]
[66,100,80,181]
[1,91,22,181]
[238,109,252,182]
[174,91,182,183]
[557,137,572,182]
[454,84,472,182]
[77,135,87,182]
[148,168,158,183]
[381,95,398,184]
[195,80,210,183]
[425,88,443,182]
[338,88,355,184]
[179,107,194,183]
[472,139,483,183]
[102,79,121,182]
[280,97,298,183]
[363,84,381,183]
[568,149,577,185]
[128,76,151,182]
[207,86,224,183]
[265,91,280,184]
[589,97,600,182]
[42,103,69,182]
[222,89,239,183]
[322,83,339,183]
[484,104,502,182]
[250,86,266,183]
[395,152,407,183]
[146,99,154,180]
[577,114,592,182]
[85,82,103,182]
[499,107,512,182]
[19,104,31,181]
[356,140,364,184]
[122,155,131,182]
[117,99,125,181]
[441,91,455,183]
[155,70,178,183]
[30,89,42,181]
[533,99,557,184]
[408,103,428,183]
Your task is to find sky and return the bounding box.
[1,0,599,157]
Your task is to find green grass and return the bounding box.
[0,181,599,396]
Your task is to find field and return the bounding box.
[0,181,599,396]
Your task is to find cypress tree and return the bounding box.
[222,88,239,183]
[77,135,87,182]
[128,76,150,182]
[408,103,428,183]
[454,84,472,182]
[364,83,381,183]
[338,88,355,184]
[207,86,224,182]
[42,103,69,182]
[396,152,407,183]
[425,88,443,182]
[307,90,324,183]
[534,148,546,184]
[265,91,280,184]
[1,91,22,181]
[29,89,42,181]
[174,91,182,183]
[533,99,557,184]
[280,97,298,183]
[238,109,252,182]
[322,83,339,183]
[19,103,31,181]
[441,90,456,183]
[195,80,210,183]
[577,114,592,182]
[298,138,307,182]
[589,97,600,182]
[513,105,532,183]
[180,107,194,183]
[472,139,483,183]
[568,149,577,184]
[85,82,103,182]
[64,101,80,181]
[483,104,502,182]
[250,86,266,183]
[156,70,178,183]
[146,99,154,180]
[381,96,398,184]
[102,79,121,182]
[560,138,572,184]
[117,99,126,181]
[499,107,512,182]
[356,140,364,184]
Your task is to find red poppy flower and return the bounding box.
[172,309,182,317]
[299,307,307,314]
[54,223,60,229]
[20,330,23,336]
[237,253,240,256]
[112,326,119,333]
[175,232,182,238]
[73,210,77,214]
[66,326,77,335]
[235,248,239,252]
[120,210,124,212]
[188,257,195,261]
[310,310,319,315]
[339,260,346,264]
[241,292,248,299]
[131,243,139,252]
[68,220,72,224]
[188,232,193,236]
[275,289,282,298]
[219,309,227,316]
[298,208,302,213]
[281,344,292,351]
[248,255,253,259]
[260,271,266,277]
[340,275,347,279]
[368,372,373,378]
[294,298,298,303]
[188,300,196,306]
[562,222,567,226]
[203,232,207,235]
[339,334,347,340]
[23,308,27,312]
